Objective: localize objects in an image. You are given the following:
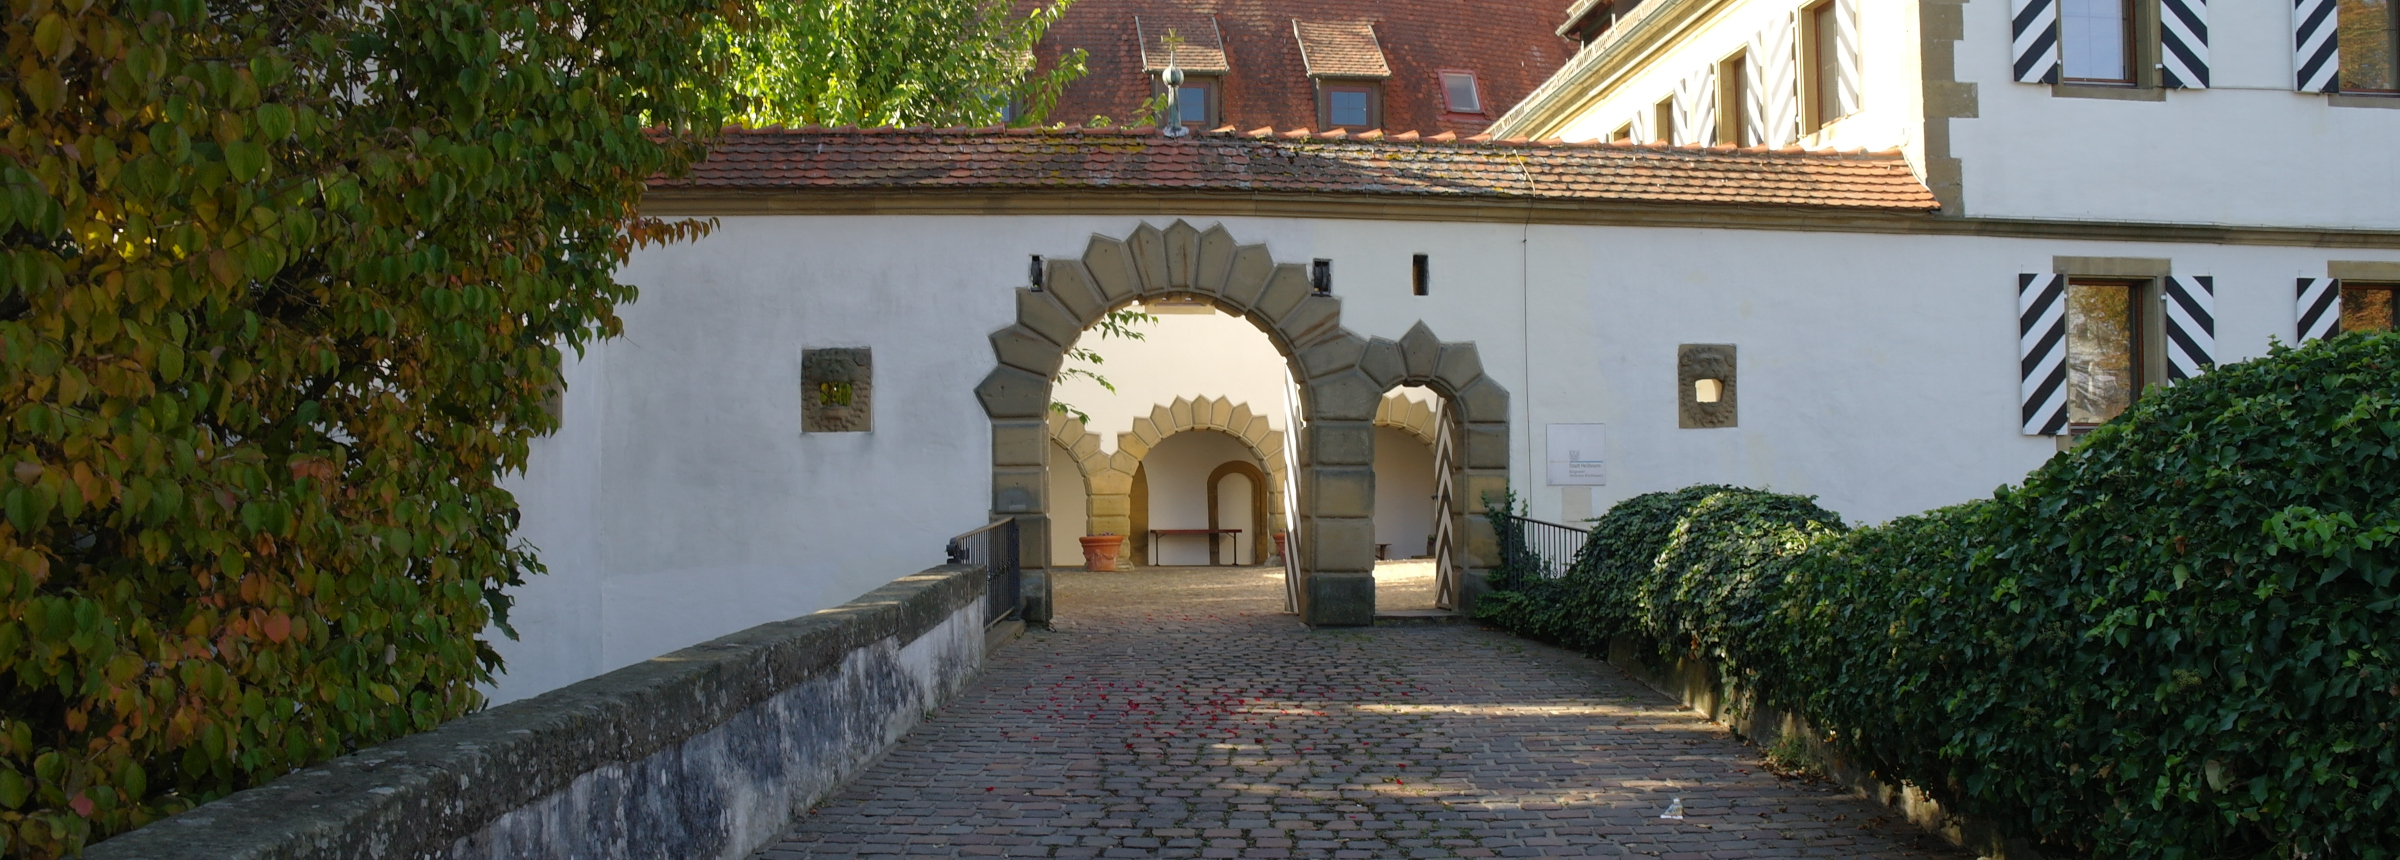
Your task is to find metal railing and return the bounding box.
[1497,514,1592,583]
[946,518,1022,627]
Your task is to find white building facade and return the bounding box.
[482,0,2400,700]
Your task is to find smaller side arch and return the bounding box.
[1046,397,1290,566]
[1373,393,1441,447]
[1205,460,1271,565]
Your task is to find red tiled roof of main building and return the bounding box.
[1024,0,1575,135]
[659,127,1944,212]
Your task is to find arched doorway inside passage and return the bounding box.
[1049,403,1291,569]
[976,219,1512,627]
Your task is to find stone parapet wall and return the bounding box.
[88,567,991,860]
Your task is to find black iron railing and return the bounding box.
[1497,514,1591,583]
[947,518,1022,627]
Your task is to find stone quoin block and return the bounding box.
[1307,467,1376,518]
[1165,220,1201,289]
[974,365,1050,419]
[1087,468,1134,496]
[1079,450,1111,477]
[989,419,1049,468]
[801,348,873,432]
[1169,397,1195,430]
[1462,514,1503,569]
[1398,322,1442,382]
[1435,344,1484,393]
[1082,235,1138,302]
[1227,402,1257,433]
[1305,517,1378,573]
[1456,377,1510,424]
[1252,426,1282,455]
[1086,494,1130,517]
[1087,514,1132,538]
[1359,337,1406,389]
[1298,332,1366,379]
[1222,245,1276,308]
[1129,223,1170,294]
[1015,289,1083,349]
[1305,369,1384,421]
[1279,295,1345,348]
[1252,264,1313,326]
[1069,430,1101,460]
[1194,225,1238,294]
[1205,397,1233,429]
[1306,571,1376,627]
[1463,422,1510,470]
[990,325,1064,377]
[991,466,1045,515]
[1043,259,1105,324]
[1462,472,1511,514]
[1013,514,1052,570]
[1108,449,1140,475]
[1305,422,1375,466]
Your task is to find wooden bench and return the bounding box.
[1148,528,1244,566]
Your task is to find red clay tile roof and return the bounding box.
[660,127,1943,212]
[1136,15,1228,73]
[1023,0,1574,134]
[1293,21,1391,79]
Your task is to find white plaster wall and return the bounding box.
[1951,0,2400,228]
[491,211,2400,703]
[1373,426,1439,559]
[1051,308,1295,455]
[1545,0,1925,158]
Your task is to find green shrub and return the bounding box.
[1486,333,2400,858]
[0,0,732,855]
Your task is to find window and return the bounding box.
[1412,254,1430,296]
[1321,83,1379,129]
[1717,53,1748,145]
[1169,76,1218,128]
[1803,1,1847,131]
[2342,282,2400,331]
[1653,97,1676,144]
[2341,0,2400,93]
[2060,0,2135,84]
[2065,279,2146,427]
[1612,123,1634,142]
[1440,71,1484,113]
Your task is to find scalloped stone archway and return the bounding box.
[1049,398,1292,563]
[977,220,1511,627]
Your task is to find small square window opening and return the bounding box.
[1412,254,1430,296]
[1694,379,1724,403]
[1611,123,1634,143]
[1440,72,1483,113]
[1717,53,1748,145]
[1653,97,1676,144]
[1311,259,1333,293]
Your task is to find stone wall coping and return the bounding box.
[88,566,985,860]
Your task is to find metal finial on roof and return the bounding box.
[1161,61,1189,138]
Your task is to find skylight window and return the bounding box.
[1440,71,1483,113]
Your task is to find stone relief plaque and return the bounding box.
[1677,344,1737,429]
[802,348,872,432]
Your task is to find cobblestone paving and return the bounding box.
[754,568,1964,859]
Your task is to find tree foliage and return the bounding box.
[1481,333,2400,858]
[711,0,1086,128]
[0,0,732,854]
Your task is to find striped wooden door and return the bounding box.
[1432,404,1460,610]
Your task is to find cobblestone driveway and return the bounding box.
[754,567,1965,859]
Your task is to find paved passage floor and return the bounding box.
[754,567,1965,859]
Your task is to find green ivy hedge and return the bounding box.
[1482,333,2400,859]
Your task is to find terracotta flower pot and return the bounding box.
[1270,532,1288,566]
[1079,534,1126,572]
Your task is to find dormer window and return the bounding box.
[1294,20,1392,130]
[1174,77,1220,127]
[1440,71,1484,114]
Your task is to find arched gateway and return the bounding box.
[975,220,1511,626]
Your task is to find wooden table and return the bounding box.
[1149,528,1244,566]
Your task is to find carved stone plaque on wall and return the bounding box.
[1677,344,1737,429]
[802,348,872,432]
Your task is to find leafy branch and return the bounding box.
[1050,308,1156,425]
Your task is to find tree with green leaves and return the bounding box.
[0,0,734,855]
[713,0,1087,128]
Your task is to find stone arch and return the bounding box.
[977,220,1511,626]
[1373,393,1441,447]
[1046,399,1291,564]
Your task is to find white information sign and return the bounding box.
[1546,424,1608,486]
